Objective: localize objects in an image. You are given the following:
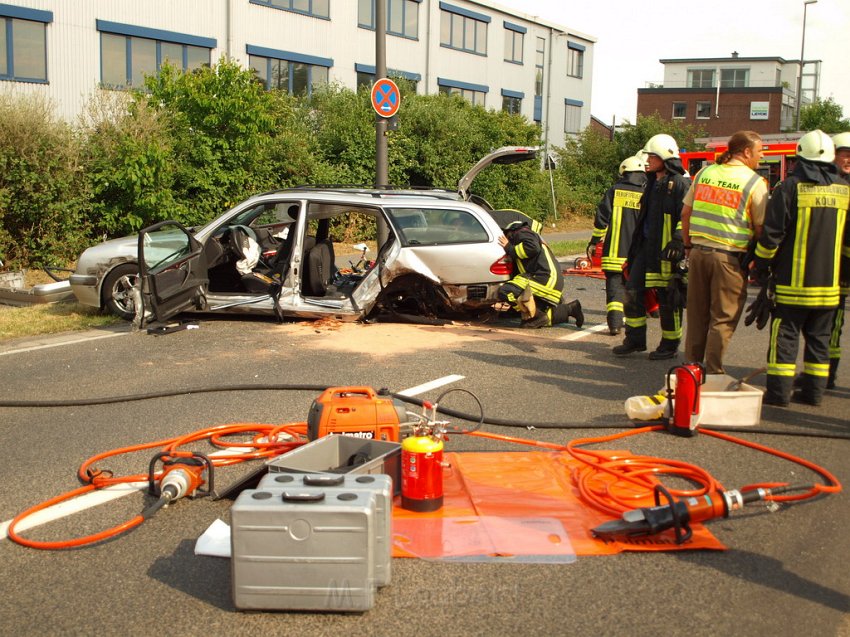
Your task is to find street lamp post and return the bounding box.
[795,0,817,131]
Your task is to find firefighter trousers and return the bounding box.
[766,305,834,403]
[828,295,845,387]
[604,271,626,333]
[623,285,683,349]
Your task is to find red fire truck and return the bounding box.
[681,139,798,190]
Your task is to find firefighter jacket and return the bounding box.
[591,171,647,272]
[626,158,691,288]
[689,162,767,251]
[503,226,564,305]
[754,159,850,308]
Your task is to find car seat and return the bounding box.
[302,218,335,297]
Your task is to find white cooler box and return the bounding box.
[666,373,763,427]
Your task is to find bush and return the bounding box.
[0,93,91,267]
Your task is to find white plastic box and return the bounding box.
[665,373,763,427]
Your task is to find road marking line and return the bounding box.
[395,374,465,397]
[0,330,127,356]
[558,323,610,341]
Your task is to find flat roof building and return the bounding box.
[0,0,596,150]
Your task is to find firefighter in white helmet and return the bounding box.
[588,154,647,335]
[752,130,850,406]
[614,134,691,359]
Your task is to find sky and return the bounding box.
[494,0,850,127]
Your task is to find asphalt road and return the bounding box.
[0,276,848,637]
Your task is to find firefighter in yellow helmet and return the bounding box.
[753,130,850,406]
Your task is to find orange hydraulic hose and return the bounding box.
[8,421,309,550]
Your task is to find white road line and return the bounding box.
[558,323,610,341]
[395,374,465,396]
[0,330,127,356]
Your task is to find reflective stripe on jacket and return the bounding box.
[593,172,645,272]
[689,163,763,250]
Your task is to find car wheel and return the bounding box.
[102,263,139,321]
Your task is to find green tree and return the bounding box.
[614,112,707,159]
[800,97,850,134]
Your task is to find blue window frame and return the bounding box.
[355,63,420,92]
[438,77,488,107]
[97,20,214,89]
[249,0,329,19]
[567,41,585,79]
[358,0,420,39]
[501,88,523,115]
[439,2,489,56]
[0,4,52,83]
[503,21,524,64]
[247,45,332,96]
[564,98,583,134]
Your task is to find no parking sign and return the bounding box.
[371,78,401,118]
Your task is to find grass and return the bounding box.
[0,303,120,340]
[547,239,589,258]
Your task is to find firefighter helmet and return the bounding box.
[832,132,850,152]
[503,220,528,233]
[642,134,680,160]
[796,129,835,163]
[619,154,647,175]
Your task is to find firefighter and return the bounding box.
[826,131,850,388]
[614,134,691,359]
[680,130,768,374]
[588,154,647,335]
[497,220,584,328]
[754,130,850,406]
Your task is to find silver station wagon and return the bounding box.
[69,146,540,325]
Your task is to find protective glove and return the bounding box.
[666,273,687,311]
[752,256,771,287]
[661,237,685,262]
[744,282,774,330]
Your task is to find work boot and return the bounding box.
[567,300,584,328]
[763,393,790,407]
[521,309,550,329]
[791,390,822,407]
[613,339,647,356]
[516,286,536,321]
[648,341,679,361]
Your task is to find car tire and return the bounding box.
[102,263,140,321]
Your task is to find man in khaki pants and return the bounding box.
[680,131,768,374]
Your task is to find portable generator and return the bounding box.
[306,386,411,442]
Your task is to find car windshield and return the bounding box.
[388,208,489,245]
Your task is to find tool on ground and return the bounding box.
[148,451,214,501]
[666,363,705,436]
[591,484,767,544]
[724,366,767,392]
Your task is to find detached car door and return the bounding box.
[138,221,209,323]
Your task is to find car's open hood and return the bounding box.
[456,145,539,201]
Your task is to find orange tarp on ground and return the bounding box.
[391,451,725,559]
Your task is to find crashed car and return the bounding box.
[69,146,540,324]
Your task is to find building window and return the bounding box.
[721,68,748,88]
[355,63,419,93]
[0,6,52,83]
[98,21,213,89]
[438,77,487,106]
[672,102,686,119]
[249,55,328,96]
[696,101,711,119]
[534,36,544,123]
[439,3,489,56]
[567,42,585,79]
[564,99,582,134]
[502,89,523,115]
[250,0,329,19]
[688,68,715,88]
[503,21,524,64]
[358,0,419,39]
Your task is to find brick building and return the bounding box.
[637,55,821,137]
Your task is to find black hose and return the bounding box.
[1,383,848,440]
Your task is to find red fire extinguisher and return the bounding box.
[666,363,705,437]
[401,400,446,512]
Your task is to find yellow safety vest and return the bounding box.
[689,163,763,250]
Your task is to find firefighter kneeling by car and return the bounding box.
[497,220,584,328]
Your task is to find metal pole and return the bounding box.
[375,0,388,187]
[795,0,817,131]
